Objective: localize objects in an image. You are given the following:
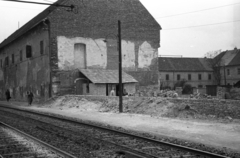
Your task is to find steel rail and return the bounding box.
[0,105,230,158]
[0,121,77,158]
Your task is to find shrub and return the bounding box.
[230,88,240,100]
[182,84,193,94]
[174,79,186,90]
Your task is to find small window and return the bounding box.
[5,56,9,66]
[238,68,240,75]
[177,74,180,81]
[208,74,211,80]
[26,45,32,58]
[166,74,169,80]
[198,74,202,80]
[86,84,89,93]
[188,74,191,80]
[20,50,23,61]
[227,69,230,75]
[12,54,14,64]
[198,85,203,88]
[40,41,44,55]
[0,59,2,68]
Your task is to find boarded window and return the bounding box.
[12,54,14,64]
[26,45,32,58]
[166,74,169,80]
[40,41,44,54]
[74,43,86,69]
[177,74,180,80]
[198,74,202,80]
[188,74,191,80]
[20,50,23,61]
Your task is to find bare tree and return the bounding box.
[204,50,222,85]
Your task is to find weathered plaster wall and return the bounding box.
[0,23,50,101]
[57,36,157,71]
[57,36,107,70]
[220,66,240,85]
[124,83,136,95]
[47,0,160,91]
[138,41,158,69]
[159,71,214,89]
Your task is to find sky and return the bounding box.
[0,0,240,57]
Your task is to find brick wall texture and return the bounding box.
[47,0,160,86]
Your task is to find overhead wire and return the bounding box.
[156,2,240,19]
[163,20,240,30]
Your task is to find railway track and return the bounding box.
[0,105,232,158]
[0,121,76,158]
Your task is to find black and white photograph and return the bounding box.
[0,0,239,157]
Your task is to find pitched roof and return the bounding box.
[0,0,65,50]
[158,57,212,72]
[214,48,240,66]
[0,0,161,50]
[79,69,138,84]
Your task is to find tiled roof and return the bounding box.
[158,57,213,72]
[79,69,138,84]
[214,48,240,66]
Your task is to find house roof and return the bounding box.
[79,69,138,84]
[214,48,240,66]
[158,57,212,72]
[0,0,65,50]
[0,0,161,50]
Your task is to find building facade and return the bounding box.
[158,57,214,89]
[217,48,240,86]
[0,0,161,101]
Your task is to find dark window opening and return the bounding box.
[20,50,23,61]
[86,84,89,93]
[198,85,203,88]
[166,74,169,80]
[26,45,32,58]
[177,74,180,81]
[208,74,211,80]
[238,68,240,75]
[0,59,2,68]
[198,74,202,80]
[227,69,230,75]
[188,74,191,80]
[40,41,44,55]
[12,54,14,64]
[5,56,9,66]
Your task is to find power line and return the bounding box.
[0,5,44,10]
[156,2,240,19]
[163,20,240,30]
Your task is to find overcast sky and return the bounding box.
[0,0,240,57]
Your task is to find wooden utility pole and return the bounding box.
[118,20,123,113]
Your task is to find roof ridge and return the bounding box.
[0,0,66,50]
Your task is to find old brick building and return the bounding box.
[0,0,161,100]
[158,57,214,89]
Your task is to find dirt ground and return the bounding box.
[1,97,240,152]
